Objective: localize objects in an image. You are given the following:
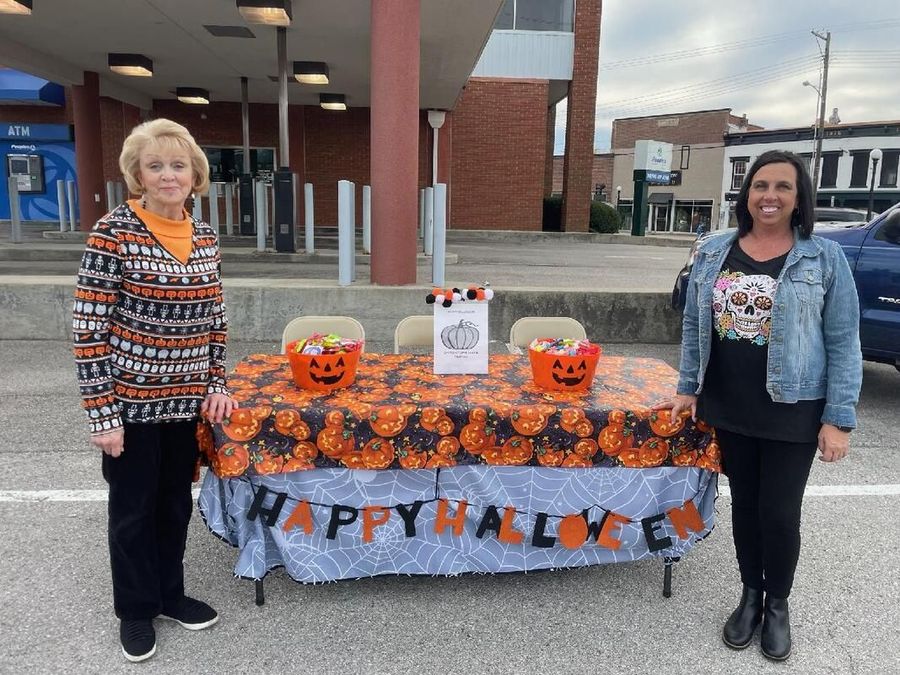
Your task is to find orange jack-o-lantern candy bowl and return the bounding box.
[286,333,363,392]
[528,337,601,391]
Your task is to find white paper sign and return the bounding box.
[433,302,489,374]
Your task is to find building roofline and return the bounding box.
[727,119,900,139]
[613,107,732,122]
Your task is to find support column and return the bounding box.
[437,112,452,226]
[544,104,556,196]
[370,0,420,285]
[71,71,105,230]
[289,104,306,229]
[561,0,602,233]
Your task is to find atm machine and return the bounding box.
[7,153,45,193]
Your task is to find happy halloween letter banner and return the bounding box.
[244,485,706,553]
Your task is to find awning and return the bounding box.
[0,68,64,106]
[648,192,674,204]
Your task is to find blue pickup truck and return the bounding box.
[672,203,900,371]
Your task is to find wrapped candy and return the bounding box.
[290,332,364,355]
[528,337,601,356]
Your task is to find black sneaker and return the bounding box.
[120,619,156,662]
[159,596,219,630]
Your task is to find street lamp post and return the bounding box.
[615,185,623,228]
[803,79,822,188]
[867,148,882,221]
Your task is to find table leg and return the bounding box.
[255,578,265,606]
[662,557,679,598]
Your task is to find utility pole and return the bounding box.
[811,30,831,202]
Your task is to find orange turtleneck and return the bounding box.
[128,199,193,265]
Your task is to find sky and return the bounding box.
[554,0,900,153]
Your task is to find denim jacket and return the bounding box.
[677,229,862,428]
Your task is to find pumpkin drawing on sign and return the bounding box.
[441,319,479,350]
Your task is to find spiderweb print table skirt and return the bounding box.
[199,465,717,583]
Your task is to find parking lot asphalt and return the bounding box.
[1,339,897,674]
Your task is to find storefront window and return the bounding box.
[652,205,669,231]
[673,200,713,234]
[617,200,633,230]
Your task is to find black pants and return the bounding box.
[719,428,817,599]
[101,420,199,620]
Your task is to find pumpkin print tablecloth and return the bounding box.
[200,353,720,477]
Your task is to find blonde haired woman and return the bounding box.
[73,118,236,662]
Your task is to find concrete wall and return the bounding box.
[0,278,683,345]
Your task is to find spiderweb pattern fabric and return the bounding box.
[199,466,717,583]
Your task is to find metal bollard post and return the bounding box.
[66,180,77,232]
[338,180,353,286]
[304,182,315,254]
[432,183,447,287]
[106,181,116,212]
[115,181,124,206]
[255,181,267,252]
[208,183,220,233]
[57,180,67,232]
[224,183,235,236]
[419,188,425,239]
[191,193,202,221]
[349,182,356,281]
[362,185,371,254]
[424,187,434,255]
[8,177,23,243]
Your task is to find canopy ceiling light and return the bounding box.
[0,0,32,15]
[176,87,210,105]
[236,0,291,26]
[319,93,346,111]
[293,61,329,85]
[108,53,153,77]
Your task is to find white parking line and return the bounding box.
[0,488,201,502]
[0,485,897,502]
[718,484,900,497]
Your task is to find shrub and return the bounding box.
[589,200,621,233]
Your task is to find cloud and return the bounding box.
[554,0,900,153]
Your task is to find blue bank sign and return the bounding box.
[1,123,72,141]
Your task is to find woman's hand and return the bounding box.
[201,393,238,424]
[92,428,125,458]
[651,394,698,423]
[818,424,850,462]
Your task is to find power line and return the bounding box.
[596,56,818,111]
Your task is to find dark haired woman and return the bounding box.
[654,149,862,660]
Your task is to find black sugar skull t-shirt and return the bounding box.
[697,241,824,443]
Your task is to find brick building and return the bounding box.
[1,0,604,278]
[553,108,762,233]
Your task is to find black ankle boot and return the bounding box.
[722,585,764,649]
[761,595,792,661]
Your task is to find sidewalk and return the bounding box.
[0,222,694,344]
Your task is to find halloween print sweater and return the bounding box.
[72,203,228,435]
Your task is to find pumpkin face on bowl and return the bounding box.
[528,346,600,392]
[287,343,360,393]
[309,356,348,385]
[551,358,588,387]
